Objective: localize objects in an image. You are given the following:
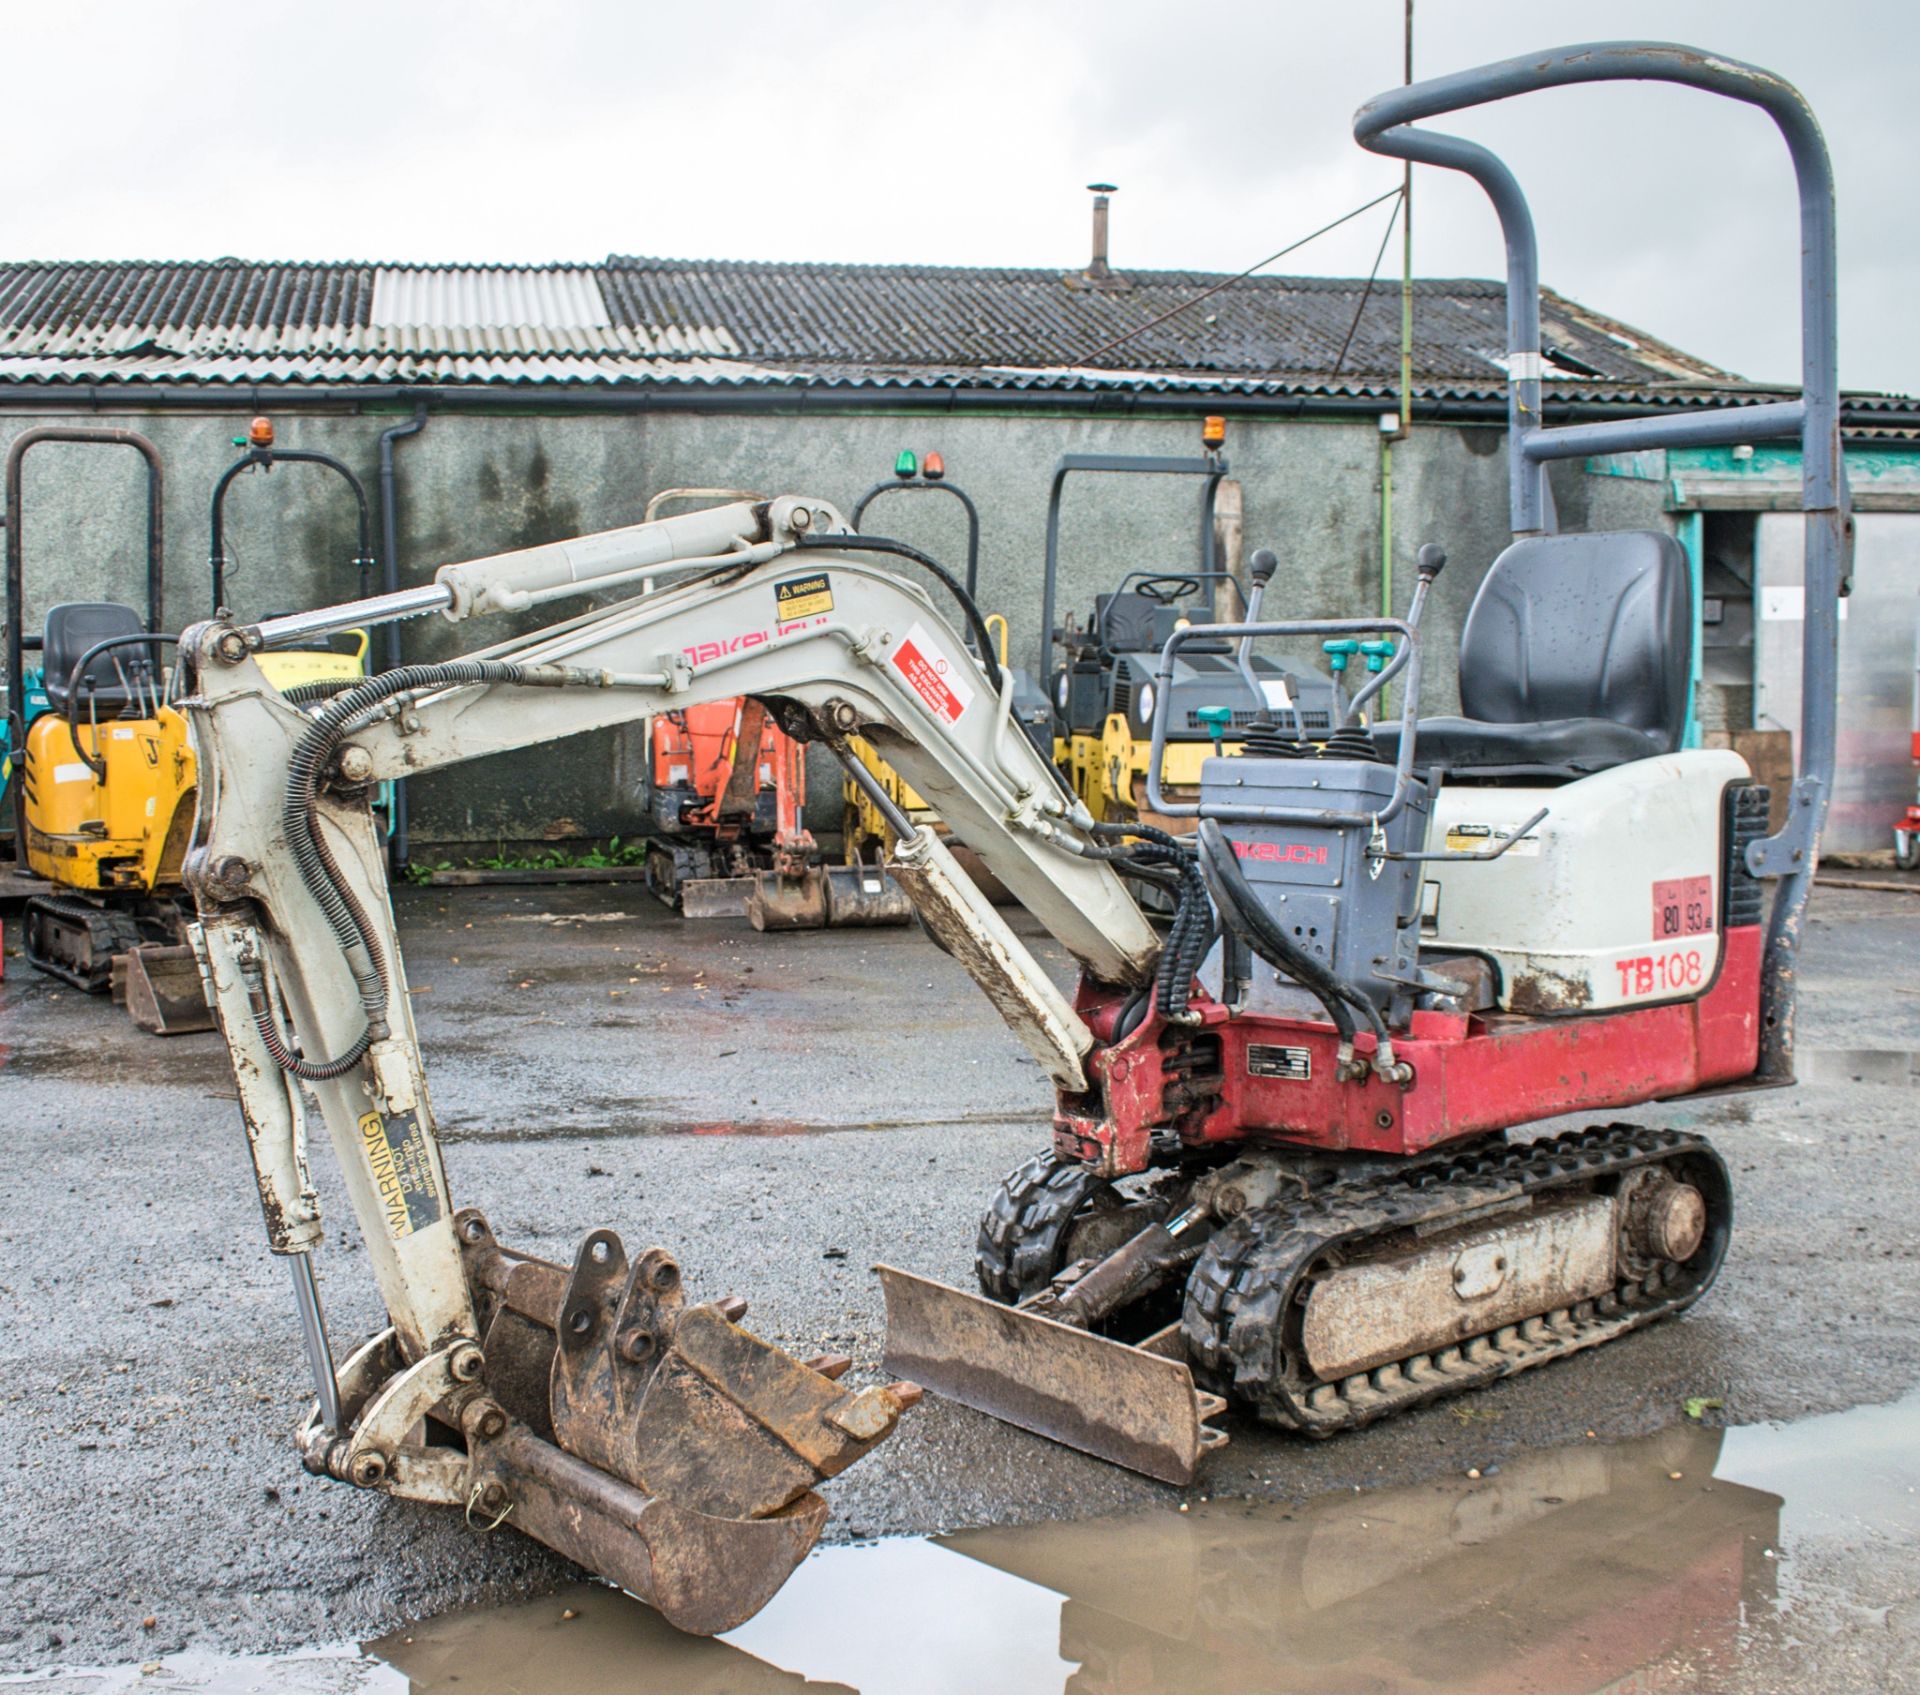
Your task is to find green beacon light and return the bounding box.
[894,449,918,480]
[1195,703,1234,752]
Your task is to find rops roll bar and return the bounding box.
[1040,452,1229,667]
[1354,41,1845,1078]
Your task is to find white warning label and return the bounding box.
[889,620,976,725]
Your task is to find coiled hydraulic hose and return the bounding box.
[1083,822,1214,1022]
[258,659,548,1080]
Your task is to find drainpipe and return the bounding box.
[378,403,428,871]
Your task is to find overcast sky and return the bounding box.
[10,1,1916,392]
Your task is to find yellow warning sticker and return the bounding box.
[775,572,834,621]
[358,1108,444,1240]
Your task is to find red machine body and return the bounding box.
[1056,926,1763,1177]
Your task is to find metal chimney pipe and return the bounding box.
[1087,182,1117,279]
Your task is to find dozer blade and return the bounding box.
[120,943,214,1035]
[878,1264,1227,1486]
[677,875,757,919]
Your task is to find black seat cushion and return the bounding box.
[1372,530,1691,777]
[1371,714,1668,777]
[42,602,150,715]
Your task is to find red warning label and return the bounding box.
[890,620,975,725]
[1652,875,1714,940]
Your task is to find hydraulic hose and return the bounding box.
[1088,821,1213,1021]
[791,532,1006,691]
[262,659,554,1079]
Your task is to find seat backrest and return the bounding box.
[1094,592,1160,655]
[1095,594,1217,656]
[42,602,150,714]
[1458,531,1691,747]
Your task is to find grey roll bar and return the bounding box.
[1039,452,1227,676]
[1354,41,1845,1080]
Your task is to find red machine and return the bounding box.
[644,695,821,924]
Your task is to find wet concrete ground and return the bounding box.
[11,1388,1919,1692]
[1,881,1917,1687]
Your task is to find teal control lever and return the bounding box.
[1195,703,1234,752]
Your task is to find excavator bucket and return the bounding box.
[747,864,912,930]
[746,867,830,930]
[877,1265,1227,1486]
[426,1212,921,1633]
[114,944,215,1035]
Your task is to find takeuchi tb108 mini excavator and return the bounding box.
[169,44,1844,1636]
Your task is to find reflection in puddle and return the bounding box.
[19,1389,1917,1694]
[1798,1047,1920,1085]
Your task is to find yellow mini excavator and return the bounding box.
[7,418,373,1030]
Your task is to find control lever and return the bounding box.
[1236,548,1293,729]
[1348,544,1447,726]
[1322,638,1358,722]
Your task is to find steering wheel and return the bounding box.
[1132,574,1201,605]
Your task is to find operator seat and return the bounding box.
[1093,591,1160,654]
[1371,530,1692,779]
[1095,593,1217,655]
[41,602,154,716]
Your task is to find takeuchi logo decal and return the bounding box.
[681,615,827,669]
[1232,839,1329,866]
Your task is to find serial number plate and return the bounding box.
[1247,1044,1312,1082]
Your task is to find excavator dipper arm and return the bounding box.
[176,495,1159,1632]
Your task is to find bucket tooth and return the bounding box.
[878,1264,1225,1485]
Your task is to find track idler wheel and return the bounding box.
[975,1153,1132,1302]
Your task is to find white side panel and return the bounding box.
[1425,750,1748,1013]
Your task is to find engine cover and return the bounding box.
[1423,749,1749,1013]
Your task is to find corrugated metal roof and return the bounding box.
[597,258,1726,386]
[369,265,612,329]
[0,256,1911,432]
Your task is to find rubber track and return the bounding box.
[23,893,144,993]
[974,1154,1122,1303]
[1182,1124,1732,1435]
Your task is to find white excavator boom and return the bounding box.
[177,495,1159,1633]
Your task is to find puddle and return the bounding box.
[23,1386,1916,1694]
[1797,1047,1920,1085]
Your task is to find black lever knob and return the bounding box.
[1249,547,1278,586]
[1416,543,1447,580]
